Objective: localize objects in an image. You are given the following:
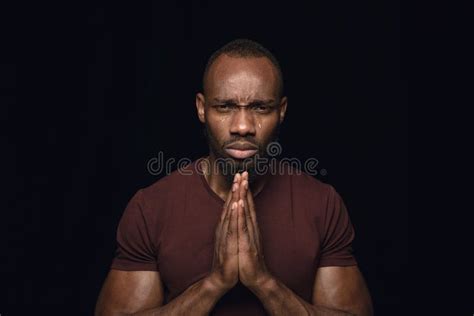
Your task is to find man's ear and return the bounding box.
[278,96,288,124]
[196,92,206,124]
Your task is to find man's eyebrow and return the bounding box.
[212,98,275,105]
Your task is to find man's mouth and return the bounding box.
[224,142,258,159]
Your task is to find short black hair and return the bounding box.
[202,39,284,98]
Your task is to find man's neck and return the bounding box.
[200,155,269,202]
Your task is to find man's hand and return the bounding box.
[208,173,241,292]
[209,172,271,292]
[236,171,271,289]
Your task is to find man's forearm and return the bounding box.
[248,275,354,316]
[133,276,227,316]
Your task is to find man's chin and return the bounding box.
[221,159,251,174]
[217,156,261,185]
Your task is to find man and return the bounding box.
[95,39,373,315]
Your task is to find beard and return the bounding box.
[203,123,281,187]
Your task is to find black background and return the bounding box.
[2,1,405,315]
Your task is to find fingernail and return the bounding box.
[232,202,237,210]
[239,199,244,207]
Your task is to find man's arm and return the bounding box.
[312,266,373,315]
[95,269,228,316]
[247,266,373,316]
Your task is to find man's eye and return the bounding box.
[215,104,232,112]
[254,105,271,113]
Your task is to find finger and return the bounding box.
[236,174,257,252]
[221,173,240,225]
[215,183,234,254]
[241,171,249,188]
[227,201,239,255]
[242,194,257,248]
[246,186,262,251]
[241,176,254,228]
[228,173,241,206]
[216,180,236,244]
[239,177,247,202]
[222,173,240,234]
[246,185,257,228]
[230,173,241,208]
[220,181,237,222]
[237,199,251,251]
[221,201,236,248]
[226,173,240,236]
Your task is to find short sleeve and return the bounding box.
[318,185,357,267]
[111,190,158,271]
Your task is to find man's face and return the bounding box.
[196,54,287,185]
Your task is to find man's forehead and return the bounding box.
[209,86,275,104]
[206,55,279,99]
[209,55,277,80]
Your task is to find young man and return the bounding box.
[95,39,373,315]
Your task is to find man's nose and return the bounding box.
[229,108,256,136]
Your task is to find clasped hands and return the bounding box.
[210,171,271,292]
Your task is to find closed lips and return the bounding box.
[225,143,258,159]
[226,143,258,150]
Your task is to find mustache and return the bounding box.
[222,137,259,148]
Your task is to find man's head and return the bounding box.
[196,39,288,185]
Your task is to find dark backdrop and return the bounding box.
[2,1,405,315]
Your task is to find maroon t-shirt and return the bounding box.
[111,159,357,315]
